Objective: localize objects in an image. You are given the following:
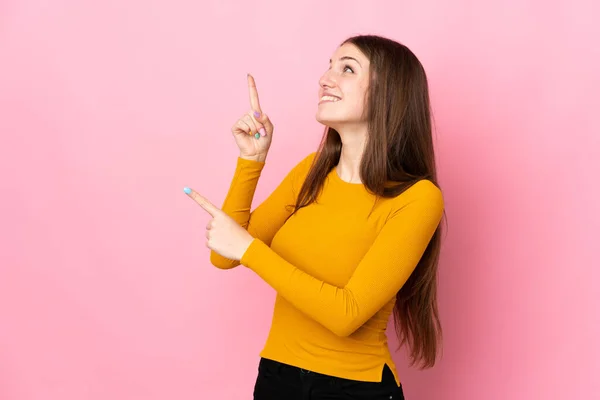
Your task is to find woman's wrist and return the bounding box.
[239,154,267,163]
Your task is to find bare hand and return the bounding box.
[231,74,274,160]
[183,187,255,261]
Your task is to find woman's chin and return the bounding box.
[315,112,339,128]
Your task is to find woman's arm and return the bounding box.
[210,153,315,269]
[239,180,444,336]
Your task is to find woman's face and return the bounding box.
[316,43,370,130]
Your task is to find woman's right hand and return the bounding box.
[231,74,274,162]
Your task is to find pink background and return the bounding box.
[1,1,598,399]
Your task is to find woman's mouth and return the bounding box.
[319,95,342,104]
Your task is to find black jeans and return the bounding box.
[253,357,405,400]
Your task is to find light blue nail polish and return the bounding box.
[183,187,191,194]
[254,132,260,139]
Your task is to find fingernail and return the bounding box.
[259,127,266,137]
[183,187,191,194]
[254,132,260,139]
[254,111,260,118]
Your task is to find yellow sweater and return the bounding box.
[210,152,444,384]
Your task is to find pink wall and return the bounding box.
[1,1,598,399]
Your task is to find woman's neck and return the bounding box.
[336,130,367,184]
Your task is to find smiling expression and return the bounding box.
[316,43,371,130]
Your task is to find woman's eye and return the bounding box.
[343,65,354,73]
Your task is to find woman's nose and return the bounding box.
[319,71,336,89]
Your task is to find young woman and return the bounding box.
[184,34,445,400]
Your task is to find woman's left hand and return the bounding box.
[183,186,254,261]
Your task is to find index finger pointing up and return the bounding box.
[247,74,262,114]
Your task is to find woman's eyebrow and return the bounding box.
[329,56,362,67]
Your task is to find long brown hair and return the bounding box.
[290,35,445,368]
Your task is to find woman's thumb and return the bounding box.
[253,110,268,123]
[256,111,272,134]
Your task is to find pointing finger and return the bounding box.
[183,187,219,217]
[247,73,262,114]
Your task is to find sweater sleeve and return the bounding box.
[210,153,315,269]
[239,180,444,336]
